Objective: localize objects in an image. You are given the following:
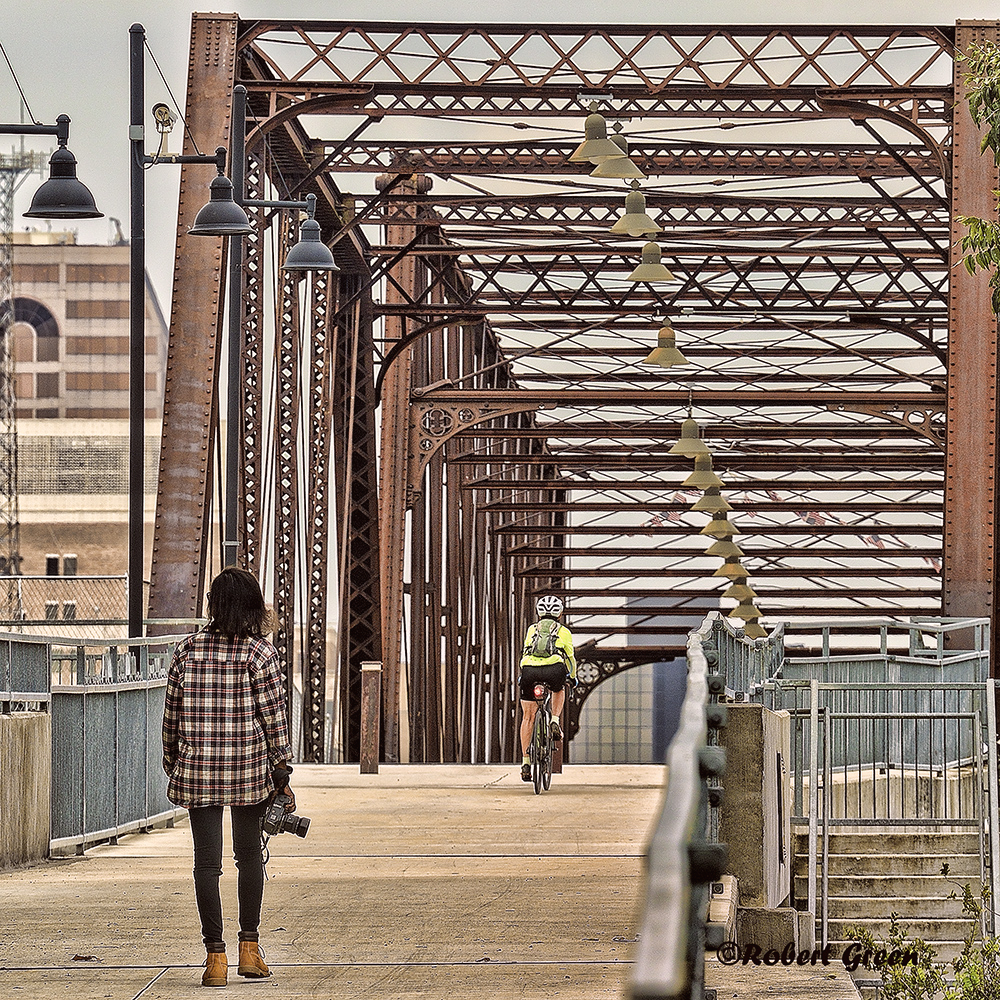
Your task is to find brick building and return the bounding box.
[10,231,167,577]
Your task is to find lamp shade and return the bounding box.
[610,182,660,237]
[683,453,725,490]
[713,556,746,580]
[743,622,768,639]
[569,111,623,164]
[729,601,763,622]
[282,218,339,272]
[705,537,743,558]
[700,512,738,539]
[668,417,710,456]
[24,146,103,220]
[692,487,732,513]
[590,136,645,179]
[626,242,675,282]
[722,580,757,602]
[188,174,253,236]
[642,324,689,368]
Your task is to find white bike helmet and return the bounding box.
[535,595,564,617]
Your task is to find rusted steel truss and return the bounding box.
[156,17,996,763]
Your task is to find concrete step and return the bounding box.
[796,873,982,899]
[824,894,966,920]
[793,830,980,856]
[827,917,974,945]
[792,852,979,877]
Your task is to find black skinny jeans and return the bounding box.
[188,802,267,947]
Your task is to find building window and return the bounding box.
[8,297,59,362]
[66,300,129,320]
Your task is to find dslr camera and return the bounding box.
[262,790,310,839]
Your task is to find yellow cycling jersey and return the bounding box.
[520,619,577,677]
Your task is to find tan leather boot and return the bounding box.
[202,948,227,987]
[238,940,271,978]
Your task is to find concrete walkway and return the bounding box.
[0,765,663,999]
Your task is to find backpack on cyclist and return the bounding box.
[526,617,559,659]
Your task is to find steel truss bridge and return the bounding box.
[147,16,999,764]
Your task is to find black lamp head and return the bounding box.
[24,144,103,220]
[282,217,339,272]
[188,174,253,237]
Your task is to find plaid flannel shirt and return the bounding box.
[161,629,292,808]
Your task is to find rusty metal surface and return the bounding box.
[943,21,1000,633]
[154,18,994,759]
[149,13,238,625]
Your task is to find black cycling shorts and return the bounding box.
[518,662,568,700]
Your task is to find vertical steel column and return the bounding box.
[944,21,1000,667]
[239,151,265,574]
[148,13,238,625]
[333,278,383,762]
[0,164,21,598]
[303,271,335,761]
[272,217,299,707]
[377,173,431,761]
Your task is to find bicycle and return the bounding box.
[529,681,555,794]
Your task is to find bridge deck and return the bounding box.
[0,764,662,999]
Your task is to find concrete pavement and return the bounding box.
[0,764,663,999]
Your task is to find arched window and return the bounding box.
[12,298,59,362]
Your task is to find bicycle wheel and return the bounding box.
[531,710,547,794]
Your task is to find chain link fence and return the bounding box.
[0,575,128,640]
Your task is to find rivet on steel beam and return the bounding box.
[707,704,728,729]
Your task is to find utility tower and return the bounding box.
[0,148,43,606]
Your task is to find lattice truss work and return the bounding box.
[163,19,992,762]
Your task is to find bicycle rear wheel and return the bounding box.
[542,724,553,790]
[531,710,548,794]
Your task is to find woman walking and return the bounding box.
[162,567,295,987]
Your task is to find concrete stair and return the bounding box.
[793,829,982,965]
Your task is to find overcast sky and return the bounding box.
[3,0,996,305]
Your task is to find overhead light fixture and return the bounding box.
[692,487,731,513]
[705,537,743,558]
[713,555,746,580]
[569,105,623,164]
[642,322,690,368]
[700,512,738,539]
[626,242,675,282]
[610,180,660,238]
[669,417,710,456]
[722,578,757,601]
[683,453,725,490]
[743,622,768,639]
[590,134,645,179]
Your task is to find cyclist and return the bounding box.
[518,595,577,782]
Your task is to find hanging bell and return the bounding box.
[700,512,738,539]
[712,555,746,580]
[705,537,743,558]
[743,621,768,639]
[722,579,757,602]
[590,134,645,179]
[692,487,732,513]
[668,417,710,456]
[683,453,725,490]
[610,180,661,237]
[569,107,624,164]
[627,242,675,282]
[642,323,689,368]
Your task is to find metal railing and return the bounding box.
[0,630,189,854]
[724,616,997,944]
[631,617,732,1000]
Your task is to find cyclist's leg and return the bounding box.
[520,699,538,758]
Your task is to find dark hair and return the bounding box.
[206,567,268,639]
